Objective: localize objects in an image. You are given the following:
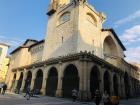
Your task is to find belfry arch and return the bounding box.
[62,64,79,98]
[90,66,100,98]
[103,36,119,58]
[46,67,58,96]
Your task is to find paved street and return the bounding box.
[0,93,139,105]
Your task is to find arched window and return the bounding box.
[58,12,71,25]
[87,13,97,26]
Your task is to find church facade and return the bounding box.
[6,0,140,100]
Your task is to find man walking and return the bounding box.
[24,85,30,100]
[2,84,7,95]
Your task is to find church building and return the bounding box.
[6,0,140,100]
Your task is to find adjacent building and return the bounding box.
[0,43,10,83]
[6,0,140,100]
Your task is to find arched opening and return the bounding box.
[62,64,79,98]
[34,70,43,94]
[24,71,32,91]
[113,74,119,96]
[90,66,100,98]
[103,36,118,59]
[86,13,97,26]
[16,72,23,93]
[46,67,58,96]
[104,71,111,95]
[124,72,130,97]
[58,12,70,25]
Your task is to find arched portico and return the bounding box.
[34,69,43,94]
[104,71,111,95]
[62,64,79,98]
[90,66,100,98]
[46,67,58,96]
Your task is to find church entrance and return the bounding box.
[113,74,119,95]
[104,71,111,94]
[16,72,23,93]
[46,67,58,96]
[62,64,79,98]
[34,70,43,94]
[90,66,100,98]
[24,71,32,91]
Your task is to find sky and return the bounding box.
[0,0,140,63]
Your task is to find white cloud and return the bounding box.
[0,35,24,47]
[114,10,140,27]
[120,25,140,44]
[125,47,140,63]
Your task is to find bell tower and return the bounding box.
[43,0,106,60]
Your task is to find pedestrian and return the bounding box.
[2,84,7,95]
[94,89,102,105]
[72,88,78,102]
[0,83,2,94]
[102,91,110,105]
[110,95,119,105]
[24,85,30,100]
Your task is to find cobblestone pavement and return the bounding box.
[0,93,139,105]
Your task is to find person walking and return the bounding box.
[102,91,110,105]
[72,88,78,102]
[94,89,102,105]
[2,84,7,95]
[24,85,30,100]
[0,83,3,94]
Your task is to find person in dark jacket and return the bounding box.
[94,89,102,105]
[2,84,7,95]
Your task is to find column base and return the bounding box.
[78,91,91,101]
[41,88,46,95]
[56,89,63,97]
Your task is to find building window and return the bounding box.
[58,12,71,25]
[87,13,97,26]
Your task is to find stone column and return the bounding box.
[78,57,90,101]
[20,71,27,92]
[30,78,35,91]
[30,69,37,90]
[14,80,18,92]
[40,67,48,95]
[100,68,104,94]
[110,73,114,96]
[41,77,47,95]
[117,75,121,97]
[56,62,63,97]
[120,75,125,98]
[129,78,133,97]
